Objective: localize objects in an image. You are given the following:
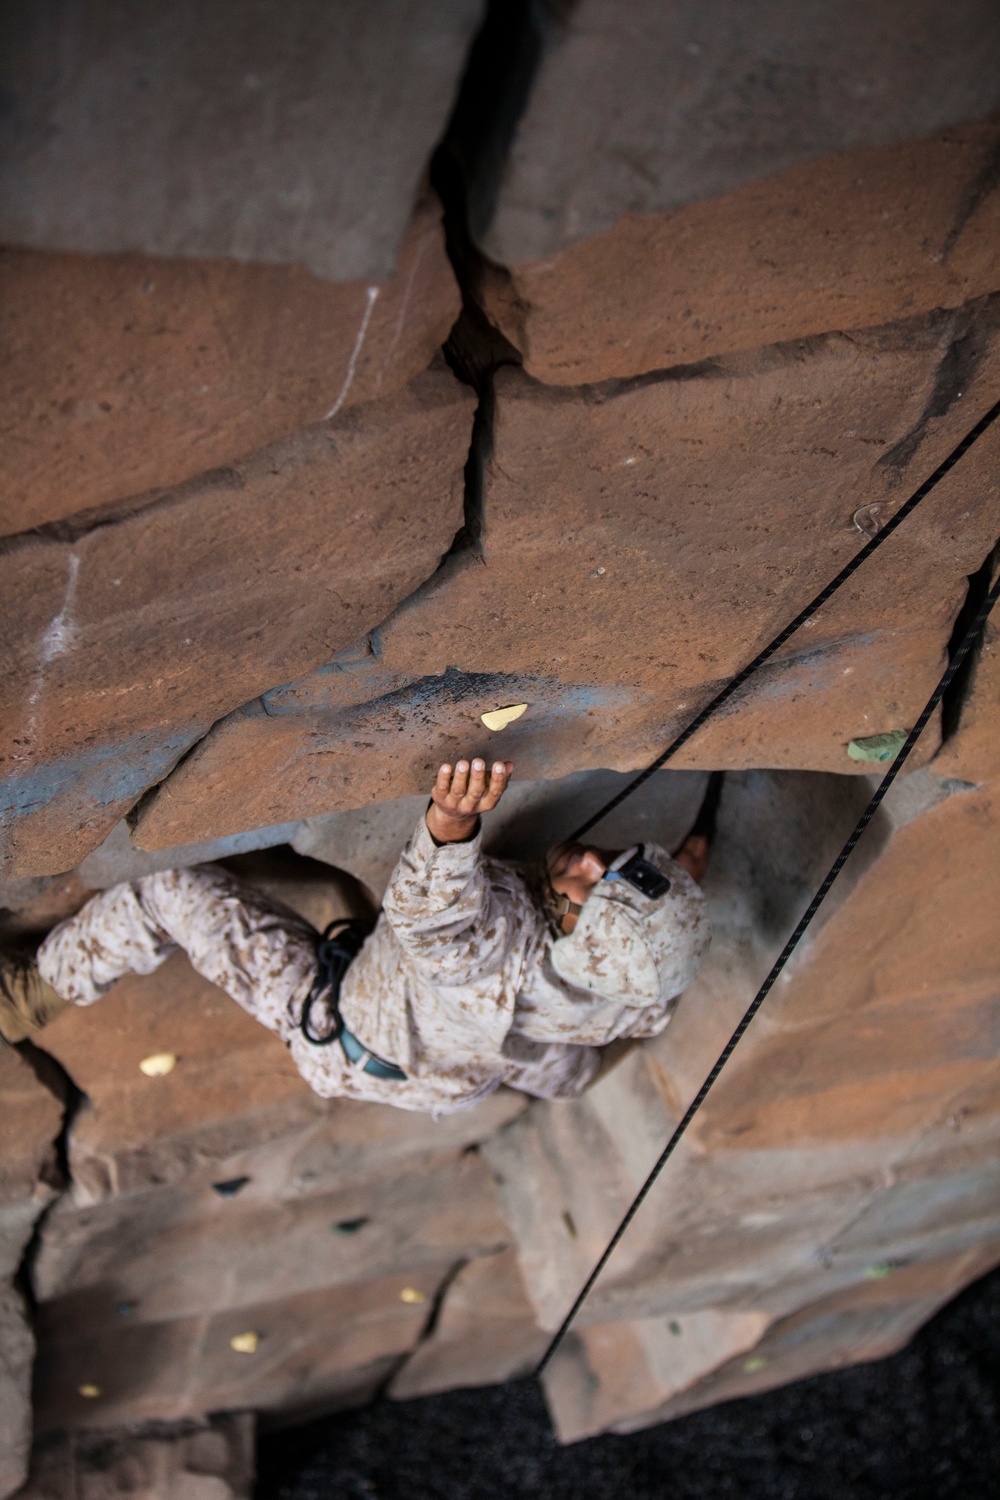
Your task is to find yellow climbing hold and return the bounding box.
[399,1287,426,1305]
[743,1357,768,1373]
[78,1384,101,1398]
[229,1331,260,1354]
[481,703,528,732]
[139,1052,178,1077]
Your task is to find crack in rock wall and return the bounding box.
[1,0,1000,1475]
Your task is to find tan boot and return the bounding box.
[0,954,70,1044]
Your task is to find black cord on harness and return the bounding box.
[300,918,372,1046]
[300,918,408,1081]
[536,570,1000,1374]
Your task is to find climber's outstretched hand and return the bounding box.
[426,758,514,843]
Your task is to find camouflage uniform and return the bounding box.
[38,816,706,1115]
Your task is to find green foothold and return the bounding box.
[864,1262,894,1280]
[846,730,908,763]
[744,1357,768,1373]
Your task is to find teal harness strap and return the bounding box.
[301,918,407,1082]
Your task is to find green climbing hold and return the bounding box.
[846,730,908,763]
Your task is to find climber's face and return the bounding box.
[548,843,610,929]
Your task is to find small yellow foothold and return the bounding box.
[78,1384,102,1398]
[399,1287,426,1305]
[481,703,528,732]
[139,1052,177,1077]
[743,1357,768,1374]
[229,1331,260,1354]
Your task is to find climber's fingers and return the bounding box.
[478,761,514,811]
[467,758,488,803]
[431,759,514,816]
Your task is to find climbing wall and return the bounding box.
[2,0,1000,1486]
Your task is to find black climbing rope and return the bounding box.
[565,395,1000,844]
[537,570,1000,1372]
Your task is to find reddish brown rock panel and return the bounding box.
[378,318,1000,693]
[479,124,1000,386]
[128,308,1000,846]
[542,1243,1000,1441]
[130,630,946,850]
[19,1414,255,1500]
[389,1248,548,1399]
[0,1047,64,1499]
[473,0,1000,264]
[934,552,1000,783]
[0,369,474,877]
[0,1046,63,1221]
[0,197,460,537]
[32,1271,443,1433]
[34,1153,510,1323]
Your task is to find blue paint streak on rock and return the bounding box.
[0,723,211,875]
[0,729,208,820]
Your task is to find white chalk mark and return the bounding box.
[325,285,379,420]
[40,552,81,664]
[24,552,81,753]
[376,235,427,393]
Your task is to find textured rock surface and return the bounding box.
[131,668,711,850]
[934,551,1000,784]
[29,1124,513,1429]
[482,762,1000,1434]
[0,1048,64,1499]
[543,1307,772,1443]
[128,305,1000,851]
[389,1248,547,1399]
[34,1150,509,1329]
[0,196,460,536]
[33,1271,439,1433]
[0,369,474,878]
[471,0,1000,263]
[479,122,1000,385]
[18,1414,255,1500]
[376,326,1000,693]
[5,0,1000,1458]
[542,1242,1000,1441]
[0,0,483,280]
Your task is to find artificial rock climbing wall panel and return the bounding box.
[1,0,1000,1479]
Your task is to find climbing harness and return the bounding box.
[536,395,1000,1373]
[301,917,407,1081]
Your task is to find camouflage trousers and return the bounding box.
[35,867,599,1111]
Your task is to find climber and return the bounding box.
[0,759,712,1114]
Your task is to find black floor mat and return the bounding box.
[257,1261,1000,1500]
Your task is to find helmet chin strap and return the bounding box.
[542,866,585,929]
